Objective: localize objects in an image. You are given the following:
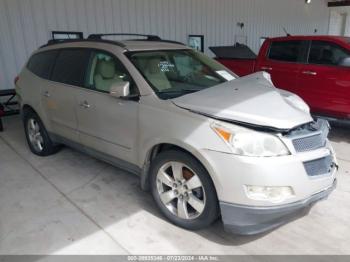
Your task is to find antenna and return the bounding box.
[283,27,291,37]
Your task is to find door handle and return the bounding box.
[43,91,50,98]
[261,66,272,71]
[302,71,317,76]
[79,101,90,109]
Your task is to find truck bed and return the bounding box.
[210,44,257,77]
[216,58,256,77]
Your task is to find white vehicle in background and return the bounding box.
[15,34,337,235]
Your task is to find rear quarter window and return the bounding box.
[27,51,58,79]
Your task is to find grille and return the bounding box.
[304,156,333,177]
[292,134,325,152]
[287,119,329,153]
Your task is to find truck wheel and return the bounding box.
[23,110,59,156]
[150,150,220,230]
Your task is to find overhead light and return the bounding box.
[305,0,311,4]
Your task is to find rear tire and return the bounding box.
[23,110,60,156]
[150,150,220,230]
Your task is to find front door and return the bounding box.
[76,50,140,166]
[256,40,308,94]
[297,40,350,118]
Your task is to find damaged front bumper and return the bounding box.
[220,178,337,235]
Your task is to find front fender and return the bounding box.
[139,137,224,196]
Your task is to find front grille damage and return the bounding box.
[286,119,329,153]
[284,119,336,177]
[304,155,336,177]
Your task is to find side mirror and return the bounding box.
[339,57,350,67]
[109,82,130,98]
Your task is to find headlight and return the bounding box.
[283,94,310,113]
[212,122,290,157]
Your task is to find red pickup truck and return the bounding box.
[213,36,350,121]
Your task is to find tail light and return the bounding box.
[14,76,19,85]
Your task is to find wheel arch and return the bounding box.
[140,142,220,198]
[22,104,37,116]
[21,103,52,133]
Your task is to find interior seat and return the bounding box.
[94,60,121,92]
[143,58,172,91]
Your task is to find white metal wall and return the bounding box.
[0,0,330,90]
[329,6,350,36]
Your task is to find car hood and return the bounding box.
[172,72,313,130]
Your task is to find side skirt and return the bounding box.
[50,133,142,176]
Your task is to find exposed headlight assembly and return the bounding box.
[212,122,290,157]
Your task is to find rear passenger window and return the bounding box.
[308,41,350,67]
[51,49,91,86]
[268,41,305,62]
[27,51,58,79]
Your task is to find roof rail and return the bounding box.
[40,33,186,49]
[130,38,185,46]
[40,38,126,49]
[88,33,162,41]
[87,33,185,45]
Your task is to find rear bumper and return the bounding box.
[220,179,337,235]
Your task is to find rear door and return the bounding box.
[44,48,91,142]
[256,40,308,94]
[26,50,58,130]
[297,40,350,118]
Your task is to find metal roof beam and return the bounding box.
[328,1,350,7]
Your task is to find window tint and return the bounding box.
[27,51,58,79]
[308,41,350,67]
[268,41,305,62]
[86,51,138,95]
[51,49,91,86]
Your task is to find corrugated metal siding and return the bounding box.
[329,7,350,36]
[0,0,329,90]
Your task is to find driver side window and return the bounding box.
[86,51,138,94]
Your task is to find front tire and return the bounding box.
[23,110,59,156]
[150,150,220,230]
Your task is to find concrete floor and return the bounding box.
[0,116,349,255]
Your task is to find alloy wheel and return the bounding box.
[27,118,44,152]
[156,161,206,220]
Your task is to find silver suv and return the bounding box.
[15,34,338,235]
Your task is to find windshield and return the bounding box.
[127,49,237,99]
